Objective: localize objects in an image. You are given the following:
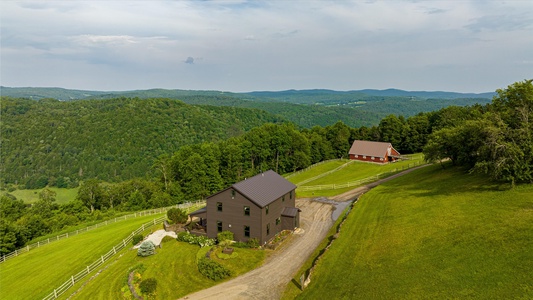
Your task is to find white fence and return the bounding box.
[1,201,204,264]
[297,162,422,192]
[295,160,354,186]
[41,200,205,300]
[284,159,344,179]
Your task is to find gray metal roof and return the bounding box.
[232,170,296,208]
[348,140,400,158]
[189,206,207,216]
[281,207,300,217]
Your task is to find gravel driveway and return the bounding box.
[180,165,429,300]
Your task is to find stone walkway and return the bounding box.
[133,229,177,249]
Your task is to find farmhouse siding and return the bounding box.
[206,188,262,242]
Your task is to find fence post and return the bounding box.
[113,246,116,254]
[15,249,18,256]
[71,275,75,286]
[27,245,29,251]
[66,232,68,238]
[87,266,90,274]
[123,239,126,247]
[54,289,57,298]
[101,256,104,264]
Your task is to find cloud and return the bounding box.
[185,57,194,64]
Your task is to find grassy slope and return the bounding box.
[4,187,79,204]
[0,213,165,299]
[291,154,424,198]
[69,242,265,299]
[289,165,533,299]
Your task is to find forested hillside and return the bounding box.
[0,97,285,187]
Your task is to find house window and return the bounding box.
[266,223,270,235]
[217,202,223,212]
[265,205,269,215]
[244,225,250,237]
[231,190,235,199]
[217,221,223,232]
[290,191,293,199]
[282,195,285,202]
[276,217,281,225]
[244,206,250,216]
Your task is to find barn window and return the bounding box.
[217,202,223,212]
[217,221,223,232]
[371,156,375,160]
[363,156,366,159]
[380,157,384,161]
[276,217,281,225]
[355,155,358,158]
[266,223,270,235]
[244,225,250,237]
[244,206,250,216]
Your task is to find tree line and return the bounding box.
[424,80,532,185]
[1,80,530,254]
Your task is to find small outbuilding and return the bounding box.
[349,140,401,163]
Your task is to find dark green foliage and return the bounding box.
[132,234,144,246]
[139,278,157,295]
[176,232,189,241]
[137,241,156,257]
[424,80,533,184]
[247,238,260,248]
[0,97,284,186]
[197,257,231,281]
[167,208,187,224]
[217,230,234,242]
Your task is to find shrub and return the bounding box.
[247,238,260,248]
[177,232,215,247]
[232,242,250,248]
[217,230,234,242]
[137,241,156,257]
[139,278,157,295]
[167,207,187,224]
[132,234,144,246]
[197,257,231,281]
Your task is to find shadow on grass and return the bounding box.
[291,278,302,290]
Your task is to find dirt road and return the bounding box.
[180,165,429,300]
[180,199,334,300]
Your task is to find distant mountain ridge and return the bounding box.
[0,86,495,101]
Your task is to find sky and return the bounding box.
[1,1,532,93]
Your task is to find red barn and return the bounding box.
[348,140,401,163]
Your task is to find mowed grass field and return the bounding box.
[69,241,265,299]
[290,154,424,198]
[0,213,166,299]
[3,187,79,204]
[285,164,533,299]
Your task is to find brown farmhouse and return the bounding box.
[349,140,401,163]
[188,170,300,245]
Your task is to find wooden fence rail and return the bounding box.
[41,200,205,300]
[1,201,202,264]
[297,162,421,192]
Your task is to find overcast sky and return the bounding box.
[1,1,532,93]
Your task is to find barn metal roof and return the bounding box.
[348,140,400,158]
[231,170,297,208]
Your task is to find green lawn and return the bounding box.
[287,165,533,299]
[68,241,265,299]
[287,159,348,185]
[4,187,79,204]
[0,213,166,300]
[293,154,424,198]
